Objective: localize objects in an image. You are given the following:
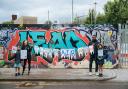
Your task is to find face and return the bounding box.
[99,45,102,48]
[24,40,28,45]
[17,46,20,50]
[92,36,96,40]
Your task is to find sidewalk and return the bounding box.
[108,69,128,82]
[0,68,116,81]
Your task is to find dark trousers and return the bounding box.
[89,57,98,72]
[22,59,31,74]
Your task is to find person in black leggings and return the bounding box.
[21,40,32,75]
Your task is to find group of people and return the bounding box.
[9,35,105,77]
[9,40,32,76]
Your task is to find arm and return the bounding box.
[88,41,92,46]
[27,45,32,52]
[8,54,16,61]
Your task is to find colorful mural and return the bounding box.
[0,25,118,68]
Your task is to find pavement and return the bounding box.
[0,68,117,81]
[108,69,128,82]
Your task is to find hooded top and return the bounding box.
[9,50,21,64]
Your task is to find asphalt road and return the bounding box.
[0,81,128,89]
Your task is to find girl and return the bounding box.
[9,45,21,76]
[97,43,104,77]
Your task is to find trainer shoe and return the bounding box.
[89,72,92,76]
[95,72,99,76]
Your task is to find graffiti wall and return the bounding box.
[0,25,118,68]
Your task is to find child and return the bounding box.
[9,45,21,76]
[97,44,104,77]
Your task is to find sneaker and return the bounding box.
[99,73,103,77]
[18,73,20,76]
[89,72,92,76]
[95,72,99,76]
[28,71,30,75]
[22,72,24,75]
[15,73,18,76]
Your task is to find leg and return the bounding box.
[95,59,98,72]
[16,68,18,73]
[18,67,20,73]
[28,59,31,75]
[22,59,27,75]
[100,65,103,74]
[99,65,101,74]
[89,58,93,72]
[15,68,18,76]
[99,65,103,77]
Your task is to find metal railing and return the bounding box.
[118,24,128,68]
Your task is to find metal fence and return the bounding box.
[118,24,128,68]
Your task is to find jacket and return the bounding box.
[89,39,99,58]
[9,50,21,64]
[21,45,32,59]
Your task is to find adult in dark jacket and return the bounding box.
[21,40,32,75]
[89,35,99,76]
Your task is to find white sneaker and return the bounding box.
[95,72,99,76]
[89,72,92,76]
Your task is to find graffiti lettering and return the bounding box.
[0,25,118,68]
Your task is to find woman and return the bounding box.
[21,40,32,75]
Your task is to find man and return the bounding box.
[89,35,99,76]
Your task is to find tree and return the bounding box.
[104,0,128,24]
[96,13,106,24]
[84,9,95,24]
[2,21,13,24]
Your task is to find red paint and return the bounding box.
[52,56,58,66]
[8,31,20,50]
[37,56,48,65]
[75,31,90,45]
[45,31,51,43]
[74,61,78,65]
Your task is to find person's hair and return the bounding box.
[98,43,103,48]
[92,35,96,37]
[22,40,28,46]
[16,42,21,47]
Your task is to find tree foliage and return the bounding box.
[84,9,95,24]
[84,0,128,25]
[104,0,128,24]
[2,21,13,24]
[96,13,106,24]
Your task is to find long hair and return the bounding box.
[22,40,28,47]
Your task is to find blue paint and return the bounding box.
[65,31,87,48]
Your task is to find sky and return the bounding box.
[0,0,109,24]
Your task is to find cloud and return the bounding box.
[0,0,108,23]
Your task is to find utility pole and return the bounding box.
[48,10,50,24]
[72,0,74,24]
[94,0,97,25]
